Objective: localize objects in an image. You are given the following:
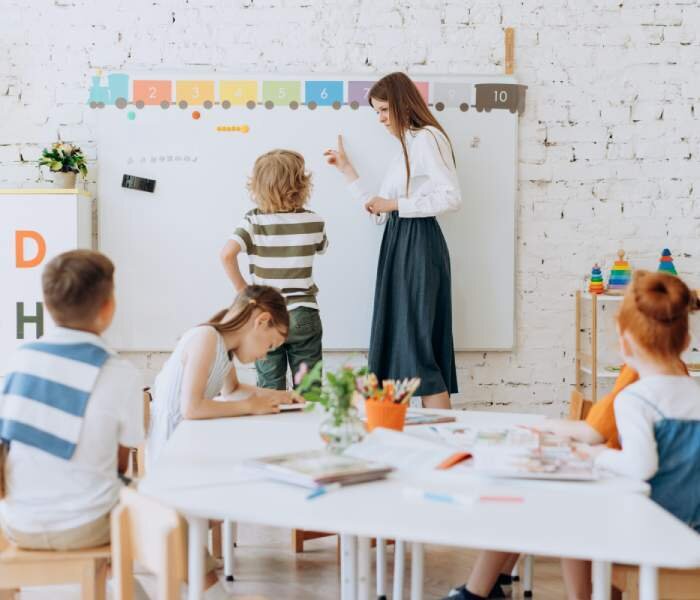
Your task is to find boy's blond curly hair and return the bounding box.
[247,149,312,213]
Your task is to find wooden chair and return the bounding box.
[112,488,266,600]
[292,529,336,553]
[111,487,186,600]
[0,534,110,600]
[569,389,593,421]
[612,564,700,599]
[128,387,152,479]
[0,406,110,600]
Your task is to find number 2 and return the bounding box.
[148,86,157,99]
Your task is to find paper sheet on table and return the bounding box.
[344,428,469,471]
[140,462,266,493]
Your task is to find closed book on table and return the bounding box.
[246,449,393,488]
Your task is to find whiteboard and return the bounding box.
[95,73,519,351]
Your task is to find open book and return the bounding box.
[246,449,393,488]
[460,427,597,481]
[404,424,598,481]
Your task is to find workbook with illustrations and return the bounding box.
[410,425,598,481]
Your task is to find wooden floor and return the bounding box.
[16,523,569,599]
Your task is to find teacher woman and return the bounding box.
[325,72,462,409]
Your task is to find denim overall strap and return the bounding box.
[626,391,700,532]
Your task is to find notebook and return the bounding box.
[404,411,456,426]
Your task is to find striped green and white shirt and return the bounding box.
[231,208,329,310]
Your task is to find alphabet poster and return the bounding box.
[0,192,91,374]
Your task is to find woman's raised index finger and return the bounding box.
[337,134,345,151]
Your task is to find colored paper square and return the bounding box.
[432,82,471,108]
[348,81,375,106]
[262,81,301,106]
[107,74,130,104]
[220,80,258,105]
[413,81,429,104]
[176,80,216,105]
[133,80,172,105]
[305,81,343,106]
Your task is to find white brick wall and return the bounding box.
[3,0,700,415]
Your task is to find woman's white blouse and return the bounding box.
[347,126,462,224]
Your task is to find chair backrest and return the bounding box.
[132,388,152,479]
[111,488,186,600]
[143,387,152,433]
[569,390,593,421]
[0,442,7,500]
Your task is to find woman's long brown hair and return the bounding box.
[204,285,290,336]
[369,72,456,195]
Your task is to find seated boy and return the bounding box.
[0,250,144,550]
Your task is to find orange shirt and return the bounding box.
[585,365,638,449]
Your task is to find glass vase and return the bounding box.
[319,407,365,454]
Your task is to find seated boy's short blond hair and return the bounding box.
[247,149,312,213]
[42,250,115,327]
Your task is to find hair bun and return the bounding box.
[690,289,700,313]
[634,271,691,323]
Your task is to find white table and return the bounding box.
[140,410,700,600]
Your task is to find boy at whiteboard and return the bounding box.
[220,149,328,389]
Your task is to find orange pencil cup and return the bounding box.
[365,400,408,432]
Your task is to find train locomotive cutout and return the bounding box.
[88,73,527,115]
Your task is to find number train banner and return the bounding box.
[88,73,527,116]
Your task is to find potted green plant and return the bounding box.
[294,361,367,453]
[38,143,88,188]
